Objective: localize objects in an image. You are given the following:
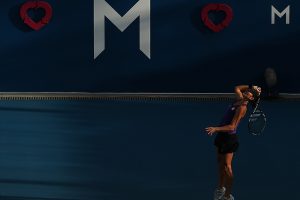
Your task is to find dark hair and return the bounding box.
[248,88,260,108]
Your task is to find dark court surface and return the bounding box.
[0,100,299,200]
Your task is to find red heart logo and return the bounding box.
[201,3,233,32]
[20,1,53,31]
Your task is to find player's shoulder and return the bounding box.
[236,103,247,112]
[240,103,248,107]
[232,101,247,108]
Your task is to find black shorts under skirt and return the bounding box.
[214,132,239,154]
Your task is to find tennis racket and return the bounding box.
[248,98,266,136]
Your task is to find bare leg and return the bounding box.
[217,149,225,188]
[223,153,234,198]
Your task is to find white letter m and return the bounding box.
[94,0,151,59]
[271,5,290,24]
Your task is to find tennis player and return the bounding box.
[205,85,261,200]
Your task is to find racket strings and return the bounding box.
[248,103,266,135]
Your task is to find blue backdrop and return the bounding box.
[0,0,299,92]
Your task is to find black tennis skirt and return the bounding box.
[214,132,239,154]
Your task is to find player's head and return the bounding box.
[243,89,258,101]
[243,88,260,107]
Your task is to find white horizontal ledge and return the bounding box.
[0,92,298,101]
[0,92,234,101]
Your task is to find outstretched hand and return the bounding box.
[205,127,217,136]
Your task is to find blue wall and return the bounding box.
[0,0,299,92]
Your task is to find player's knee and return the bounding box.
[224,164,233,178]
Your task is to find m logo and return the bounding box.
[94,0,151,59]
[271,5,290,24]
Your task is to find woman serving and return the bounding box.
[205,85,261,200]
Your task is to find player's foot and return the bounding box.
[214,187,226,200]
[221,194,234,200]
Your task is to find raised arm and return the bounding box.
[234,85,261,100]
[234,85,249,100]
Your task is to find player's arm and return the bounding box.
[235,85,262,100]
[205,106,247,135]
[234,85,249,100]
